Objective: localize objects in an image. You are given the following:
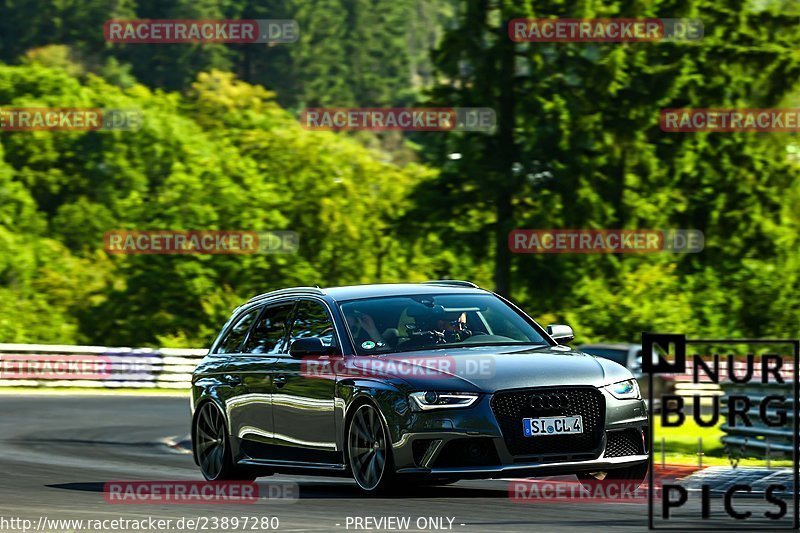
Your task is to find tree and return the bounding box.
[409,0,800,339]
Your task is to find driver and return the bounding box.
[407,308,472,344]
[438,311,467,332]
[437,311,472,342]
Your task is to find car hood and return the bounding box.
[349,344,633,393]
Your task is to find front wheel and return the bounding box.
[194,401,257,481]
[576,461,648,493]
[347,403,394,494]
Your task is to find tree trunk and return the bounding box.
[492,13,516,297]
[494,190,513,296]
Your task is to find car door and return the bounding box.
[271,298,340,464]
[213,305,264,450]
[229,300,295,460]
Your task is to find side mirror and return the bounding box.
[546,324,574,344]
[289,337,336,358]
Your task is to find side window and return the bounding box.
[244,302,295,354]
[216,308,261,354]
[289,300,335,347]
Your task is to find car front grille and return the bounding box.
[490,386,605,459]
[604,429,644,457]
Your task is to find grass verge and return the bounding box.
[653,416,792,467]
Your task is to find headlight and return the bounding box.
[606,379,641,400]
[409,391,479,411]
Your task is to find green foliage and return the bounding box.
[0,64,435,346]
[1,0,800,349]
[0,0,452,106]
[411,0,800,342]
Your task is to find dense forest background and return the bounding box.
[1,0,799,347]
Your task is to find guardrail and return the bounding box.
[720,381,794,455]
[0,343,206,389]
[1,342,783,410]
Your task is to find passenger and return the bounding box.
[345,310,385,347]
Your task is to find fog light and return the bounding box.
[467,443,484,458]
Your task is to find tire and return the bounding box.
[194,401,257,481]
[576,461,648,494]
[347,403,395,494]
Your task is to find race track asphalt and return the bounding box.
[0,394,781,532]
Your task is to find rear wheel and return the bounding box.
[194,402,257,481]
[576,461,648,494]
[347,403,394,494]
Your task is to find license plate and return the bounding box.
[522,415,583,437]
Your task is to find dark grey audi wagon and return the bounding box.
[191,281,649,493]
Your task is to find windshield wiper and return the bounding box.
[454,342,550,349]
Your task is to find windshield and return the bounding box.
[340,293,549,355]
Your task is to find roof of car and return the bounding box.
[246,281,487,305]
[324,282,487,300]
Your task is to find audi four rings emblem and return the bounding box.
[529,393,570,409]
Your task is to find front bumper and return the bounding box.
[387,386,649,477]
[397,454,649,478]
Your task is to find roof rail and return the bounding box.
[247,286,326,303]
[421,280,480,289]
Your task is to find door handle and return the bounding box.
[273,375,288,388]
